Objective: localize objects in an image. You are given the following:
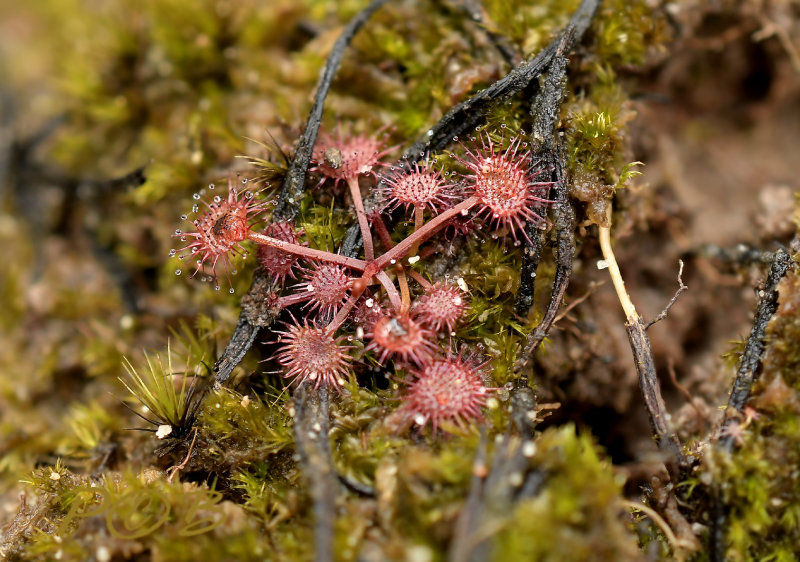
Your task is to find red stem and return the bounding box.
[276,291,313,309]
[347,177,375,261]
[367,196,479,276]
[372,214,395,251]
[375,270,402,311]
[247,232,367,271]
[407,269,432,290]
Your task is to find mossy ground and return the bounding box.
[2,0,800,560]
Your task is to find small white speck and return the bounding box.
[156,425,173,439]
[596,259,609,270]
[96,547,111,562]
[408,256,420,264]
[522,441,537,457]
[50,471,61,481]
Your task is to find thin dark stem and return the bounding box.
[447,387,543,562]
[275,0,390,221]
[293,384,337,562]
[645,260,688,330]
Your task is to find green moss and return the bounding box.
[483,0,579,55]
[17,466,266,561]
[590,0,670,69]
[197,388,294,473]
[492,426,639,560]
[391,439,479,551]
[298,197,353,254]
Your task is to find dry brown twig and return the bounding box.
[597,204,688,481]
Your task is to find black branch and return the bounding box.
[710,249,793,562]
[274,0,390,221]
[719,248,793,451]
[293,384,337,562]
[514,46,576,378]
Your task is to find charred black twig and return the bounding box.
[448,430,489,562]
[515,160,574,377]
[710,249,793,562]
[514,224,545,316]
[274,0,390,221]
[695,243,777,267]
[293,384,337,562]
[213,314,261,387]
[626,317,686,480]
[513,45,571,318]
[514,45,576,377]
[337,473,375,497]
[718,248,792,452]
[645,260,688,330]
